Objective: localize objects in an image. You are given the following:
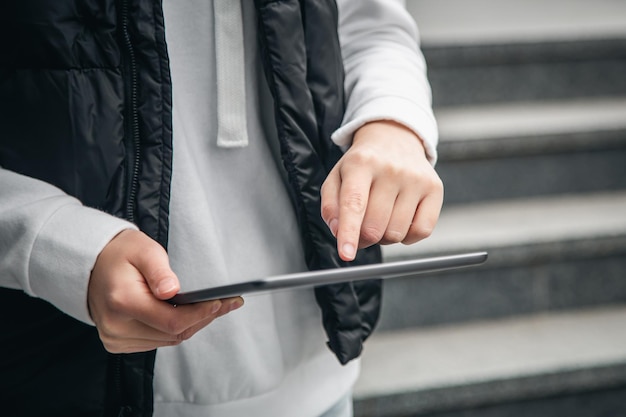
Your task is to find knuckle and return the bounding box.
[341,192,366,214]
[340,222,362,239]
[151,266,175,284]
[411,223,435,241]
[360,225,385,245]
[381,162,403,178]
[433,175,444,189]
[101,337,123,354]
[103,345,120,354]
[320,179,331,195]
[406,170,428,188]
[164,316,185,335]
[383,229,405,243]
[96,319,131,348]
[142,242,168,264]
[106,290,127,312]
[97,320,119,340]
[428,176,444,193]
[177,324,202,342]
[320,202,336,222]
[133,241,155,261]
[406,169,443,191]
[176,331,192,342]
[343,149,375,167]
[418,170,443,189]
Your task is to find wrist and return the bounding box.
[29,204,137,325]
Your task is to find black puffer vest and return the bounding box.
[0,1,382,416]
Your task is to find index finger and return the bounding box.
[336,168,373,261]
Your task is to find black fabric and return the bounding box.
[0,0,173,246]
[253,0,382,365]
[0,0,382,414]
[0,289,107,417]
[0,0,168,415]
[0,1,126,212]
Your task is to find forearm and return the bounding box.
[0,167,137,324]
[334,0,438,163]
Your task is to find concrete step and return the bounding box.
[408,0,626,47]
[406,0,626,107]
[362,5,626,415]
[377,191,626,330]
[425,39,626,108]
[433,98,626,204]
[355,306,626,417]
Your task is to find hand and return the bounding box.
[321,120,443,261]
[88,229,243,353]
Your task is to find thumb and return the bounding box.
[129,232,180,300]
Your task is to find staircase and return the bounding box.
[354,1,626,416]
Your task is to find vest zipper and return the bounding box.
[121,0,141,224]
[111,1,139,415]
[113,356,126,415]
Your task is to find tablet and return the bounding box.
[168,251,487,305]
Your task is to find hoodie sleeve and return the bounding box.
[0,167,137,324]
[333,0,439,164]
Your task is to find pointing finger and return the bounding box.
[336,167,372,261]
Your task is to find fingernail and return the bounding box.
[211,301,222,314]
[157,278,177,296]
[342,243,356,260]
[328,219,338,237]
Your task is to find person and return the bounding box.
[0,0,442,416]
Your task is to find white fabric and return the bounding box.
[319,392,353,417]
[214,0,249,148]
[0,168,136,324]
[154,2,358,415]
[333,0,439,163]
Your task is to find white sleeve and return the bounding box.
[0,167,137,324]
[333,0,439,164]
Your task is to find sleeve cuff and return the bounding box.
[331,96,439,165]
[28,204,138,325]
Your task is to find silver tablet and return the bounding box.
[168,251,487,305]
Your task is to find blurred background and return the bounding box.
[354,0,626,416]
